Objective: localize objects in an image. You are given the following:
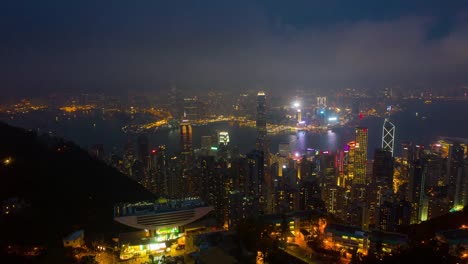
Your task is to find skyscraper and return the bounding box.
[137,134,149,170]
[154,145,168,197]
[256,91,267,151]
[183,96,199,121]
[382,119,396,157]
[180,120,194,197]
[218,131,230,146]
[354,127,368,185]
[344,141,356,186]
[372,149,394,206]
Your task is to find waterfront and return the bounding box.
[1,100,468,158]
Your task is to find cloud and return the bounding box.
[1,2,468,96]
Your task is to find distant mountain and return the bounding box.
[0,122,155,246]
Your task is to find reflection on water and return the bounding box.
[2,100,468,158]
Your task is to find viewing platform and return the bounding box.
[114,197,213,230]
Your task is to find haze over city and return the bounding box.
[1,1,468,97]
[1,1,468,264]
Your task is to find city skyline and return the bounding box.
[1,1,468,263]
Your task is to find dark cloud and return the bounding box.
[0,1,467,96]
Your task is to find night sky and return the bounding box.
[1,0,468,96]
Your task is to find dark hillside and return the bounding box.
[0,122,155,246]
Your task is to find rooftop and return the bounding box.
[325,224,366,238]
[115,197,208,217]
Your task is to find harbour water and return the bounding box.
[2,100,468,158]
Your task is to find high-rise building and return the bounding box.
[297,109,302,123]
[137,134,149,170]
[409,158,428,223]
[278,143,289,157]
[168,86,183,119]
[372,149,394,206]
[382,119,395,157]
[183,96,199,121]
[247,149,265,216]
[317,97,327,108]
[218,131,230,146]
[354,127,368,185]
[256,91,267,151]
[201,135,214,156]
[373,149,394,187]
[180,120,194,197]
[154,145,168,197]
[449,144,466,208]
[344,141,356,186]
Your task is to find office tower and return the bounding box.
[218,131,230,146]
[409,158,428,223]
[201,135,213,156]
[200,156,228,225]
[382,119,395,157]
[297,109,302,123]
[180,120,194,197]
[137,134,149,169]
[168,86,183,119]
[256,91,267,151]
[378,201,396,232]
[344,141,356,186]
[154,145,168,197]
[351,100,360,116]
[449,144,467,208]
[317,97,327,108]
[124,141,136,177]
[183,96,199,121]
[278,143,289,157]
[372,149,394,201]
[200,155,216,202]
[336,149,346,187]
[167,155,182,199]
[180,121,193,157]
[247,149,265,216]
[354,127,368,185]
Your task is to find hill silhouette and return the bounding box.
[0,122,155,247]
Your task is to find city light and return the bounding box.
[293,101,300,108]
[3,157,12,166]
[328,117,337,121]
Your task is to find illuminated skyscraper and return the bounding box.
[218,131,230,146]
[354,127,368,185]
[154,145,168,197]
[256,91,267,151]
[344,141,356,186]
[183,96,199,121]
[180,120,194,197]
[382,119,395,157]
[297,109,302,123]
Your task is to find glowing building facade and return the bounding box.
[256,91,267,151]
[382,119,395,157]
[354,127,368,185]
